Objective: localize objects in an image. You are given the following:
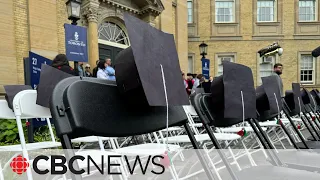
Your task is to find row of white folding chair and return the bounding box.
[0,90,127,180]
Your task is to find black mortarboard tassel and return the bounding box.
[114,13,189,106]
[36,64,74,108]
[4,85,33,110]
[209,61,257,127]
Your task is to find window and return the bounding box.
[299,0,316,21]
[217,55,234,76]
[257,0,275,22]
[300,55,315,84]
[188,55,194,73]
[187,0,193,23]
[215,0,235,23]
[259,55,276,84]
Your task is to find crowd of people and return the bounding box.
[182,72,213,95]
[182,63,284,97]
[51,54,116,81]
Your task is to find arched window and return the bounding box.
[98,21,130,46]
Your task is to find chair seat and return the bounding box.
[280,117,302,122]
[219,127,267,133]
[307,135,320,141]
[267,150,320,172]
[163,133,240,144]
[259,121,279,127]
[236,165,320,180]
[0,100,15,119]
[160,127,184,132]
[32,150,120,170]
[296,141,320,149]
[113,143,181,156]
[71,136,110,143]
[191,123,203,127]
[0,142,61,151]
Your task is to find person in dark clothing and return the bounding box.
[51,54,77,76]
[186,73,194,95]
[92,60,100,78]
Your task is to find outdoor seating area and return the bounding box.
[2,11,320,180]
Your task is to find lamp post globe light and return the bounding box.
[199,41,208,59]
[66,0,82,25]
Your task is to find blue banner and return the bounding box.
[29,51,52,89]
[202,58,210,80]
[29,51,53,127]
[64,23,88,62]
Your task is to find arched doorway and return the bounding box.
[98,19,130,64]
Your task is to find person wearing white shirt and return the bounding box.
[97,59,108,79]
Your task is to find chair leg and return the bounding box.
[15,115,33,180]
[183,123,217,180]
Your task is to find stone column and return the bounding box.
[82,0,99,68]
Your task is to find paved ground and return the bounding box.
[4,125,319,180]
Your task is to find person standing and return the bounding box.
[105,58,116,81]
[92,60,99,78]
[51,54,76,76]
[78,62,86,77]
[84,64,92,77]
[97,59,108,79]
[209,76,213,83]
[272,63,284,97]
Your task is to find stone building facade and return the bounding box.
[0,0,187,95]
[188,0,320,91]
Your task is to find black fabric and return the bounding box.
[92,67,98,78]
[256,76,282,121]
[114,13,189,106]
[301,88,316,112]
[55,65,77,76]
[284,83,303,116]
[198,81,211,93]
[293,83,305,113]
[49,77,117,137]
[209,61,256,127]
[4,85,33,110]
[310,89,320,106]
[37,64,74,108]
[51,79,187,138]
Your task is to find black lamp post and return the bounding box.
[66,0,82,74]
[199,41,208,59]
[66,0,82,25]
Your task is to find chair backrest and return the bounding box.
[310,89,320,106]
[191,93,211,125]
[209,61,257,126]
[13,90,51,118]
[0,100,15,119]
[284,83,304,115]
[301,88,316,112]
[49,77,117,137]
[256,76,283,121]
[51,78,188,139]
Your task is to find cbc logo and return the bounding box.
[10,155,30,175]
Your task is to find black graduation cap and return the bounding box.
[209,61,256,127]
[36,64,74,108]
[284,83,303,115]
[198,82,211,93]
[114,13,189,106]
[301,88,317,111]
[310,89,320,106]
[4,85,33,110]
[256,76,282,121]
